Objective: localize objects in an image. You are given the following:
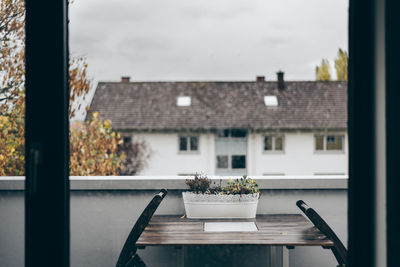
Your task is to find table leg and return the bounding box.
[282,246,289,267]
[269,246,289,267]
[270,246,279,267]
[176,246,186,267]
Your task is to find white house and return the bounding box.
[88,73,348,176]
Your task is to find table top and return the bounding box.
[136,214,334,247]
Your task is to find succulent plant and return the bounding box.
[185,173,211,194]
[221,175,259,195]
[186,174,258,195]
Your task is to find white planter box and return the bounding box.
[182,192,260,219]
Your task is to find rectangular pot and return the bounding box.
[182,192,259,219]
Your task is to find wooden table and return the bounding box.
[136,214,333,267]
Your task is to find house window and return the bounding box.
[123,136,132,144]
[216,155,246,169]
[264,135,284,151]
[216,129,247,138]
[216,129,229,138]
[217,155,229,169]
[179,136,188,151]
[190,136,198,150]
[315,135,324,150]
[326,135,343,150]
[315,135,344,151]
[179,136,199,152]
[232,155,246,169]
[231,129,247,138]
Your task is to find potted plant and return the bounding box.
[182,173,260,218]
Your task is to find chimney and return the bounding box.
[277,71,284,90]
[121,76,130,83]
[256,76,265,82]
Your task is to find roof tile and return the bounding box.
[88,81,347,130]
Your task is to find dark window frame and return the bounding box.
[386,1,400,266]
[25,1,70,266]
[24,0,395,266]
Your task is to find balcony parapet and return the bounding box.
[0,175,348,191]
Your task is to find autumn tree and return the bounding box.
[315,59,332,81]
[0,0,24,105]
[335,48,348,81]
[70,112,126,175]
[0,0,25,175]
[0,0,148,176]
[0,94,24,175]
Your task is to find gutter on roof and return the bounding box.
[116,127,348,134]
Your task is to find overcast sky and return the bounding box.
[69,0,348,84]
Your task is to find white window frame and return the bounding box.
[215,154,247,170]
[178,135,200,154]
[263,135,285,153]
[314,134,345,153]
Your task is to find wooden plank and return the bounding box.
[136,214,334,247]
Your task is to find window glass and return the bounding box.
[216,129,229,138]
[264,136,272,150]
[231,129,247,138]
[327,135,343,150]
[315,135,324,150]
[190,136,198,151]
[231,155,246,169]
[179,136,187,151]
[327,135,336,143]
[123,136,132,144]
[275,136,283,151]
[217,155,228,169]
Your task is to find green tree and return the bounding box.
[335,48,348,81]
[315,59,332,81]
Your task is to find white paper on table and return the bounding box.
[203,222,258,232]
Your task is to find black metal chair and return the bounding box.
[116,189,168,267]
[296,200,347,267]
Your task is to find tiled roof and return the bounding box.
[88,81,347,131]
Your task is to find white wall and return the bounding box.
[134,133,215,175]
[132,132,348,176]
[248,132,348,176]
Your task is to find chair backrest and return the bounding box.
[296,200,347,266]
[116,189,168,267]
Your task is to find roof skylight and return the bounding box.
[264,95,278,107]
[177,96,191,107]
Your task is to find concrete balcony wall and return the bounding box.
[0,176,347,267]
